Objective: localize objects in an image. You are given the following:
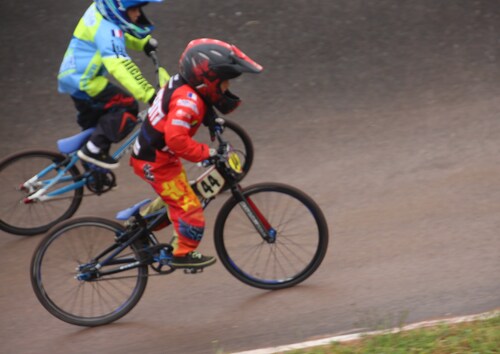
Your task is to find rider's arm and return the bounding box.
[102,57,155,103]
[95,26,155,104]
[124,33,151,51]
[163,89,212,162]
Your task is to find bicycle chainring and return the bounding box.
[150,262,176,274]
[86,170,116,195]
[145,244,176,274]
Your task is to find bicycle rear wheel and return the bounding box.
[183,119,254,185]
[214,183,329,290]
[30,217,148,326]
[0,150,83,236]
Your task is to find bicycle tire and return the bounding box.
[30,217,148,326]
[183,119,254,186]
[0,150,83,236]
[214,183,329,290]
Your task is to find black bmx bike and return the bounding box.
[30,127,329,326]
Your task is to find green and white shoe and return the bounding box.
[170,251,216,269]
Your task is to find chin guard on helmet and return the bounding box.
[215,90,241,115]
[179,38,263,114]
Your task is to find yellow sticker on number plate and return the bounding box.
[228,152,243,174]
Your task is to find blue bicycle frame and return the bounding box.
[22,117,144,203]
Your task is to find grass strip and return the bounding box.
[288,314,500,354]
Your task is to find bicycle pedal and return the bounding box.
[183,267,203,274]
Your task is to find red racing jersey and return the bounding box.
[132,74,215,165]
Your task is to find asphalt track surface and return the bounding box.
[1,1,500,353]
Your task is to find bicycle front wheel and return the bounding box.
[30,218,148,326]
[214,183,329,290]
[0,150,83,236]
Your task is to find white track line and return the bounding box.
[232,310,499,354]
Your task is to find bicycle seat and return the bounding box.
[116,199,152,220]
[57,128,96,154]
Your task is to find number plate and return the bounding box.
[195,167,225,199]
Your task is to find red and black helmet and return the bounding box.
[179,38,263,114]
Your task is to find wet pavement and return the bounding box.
[1,1,499,353]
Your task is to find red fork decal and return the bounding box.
[246,197,271,230]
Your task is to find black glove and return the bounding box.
[199,148,219,167]
[144,37,159,57]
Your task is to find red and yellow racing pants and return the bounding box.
[130,156,204,257]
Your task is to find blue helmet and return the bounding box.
[95,0,163,39]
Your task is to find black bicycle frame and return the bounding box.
[83,211,167,277]
[81,129,270,278]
